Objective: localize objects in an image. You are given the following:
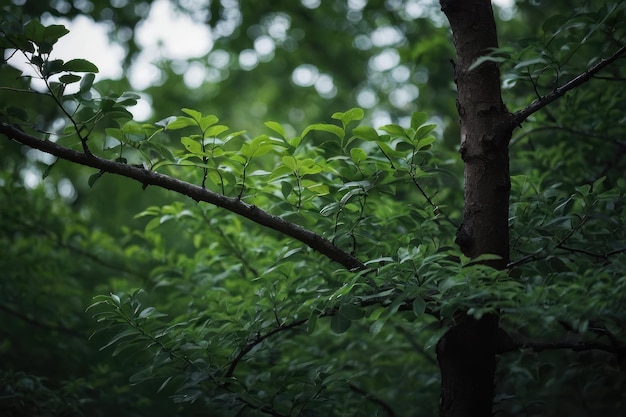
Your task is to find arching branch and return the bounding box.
[0,304,85,338]
[0,123,366,271]
[511,45,626,128]
[225,318,308,378]
[501,339,626,356]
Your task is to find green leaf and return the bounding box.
[414,124,437,140]
[24,20,46,42]
[224,130,246,142]
[575,184,591,197]
[43,59,64,76]
[205,124,229,137]
[78,73,95,93]
[137,307,161,319]
[412,297,426,316]
[9,36,35,53]
[181,136,202,154]
[416,136,436,150]
[377,141,407,159]
[282,156,297,171]
[59,74,81,84]
[5,106,29,121]
[288,136,302,147]
[24,20,69,45]
[306,183,329,195]
[265,121,286,138]
[281,181,292,198]
[369,319,385,336]
[514,57,548,69]
[115,94,139,106]
[129,368,153,384]
[88,171,104,188]
[242,143,274,158]
[307,312,318,334]
[339,303,364,320]
[39,161,55,182]
[199,115,219,132]
[382,295,405,319]
[42,24,70,43]
[298,158,322,175]
[542,14,568,35]
[167,116,196,130]
[468,54,507,71]
[241,135,276,158]
[37,41,55,55]
[62,59,99,73]
[181,108,202,121]
[462,253,502,266]
[332,107,364,128]
[302,123,345,141]
[105,109,133,121]
[109,293,121,306]
[100,328,141,351]
[270,165,293,181]
[350,147,367,164]
[330,313,352,334]
[352,125,379,142]
[410,112,428,130]
[379,124,409,139]
[157,376,174,393]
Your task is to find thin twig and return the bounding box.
[237,397,289,417]
[504,339,626,356]
[511,45,626,127]
[592,75,626,81]
[0,304,85,338]
[224,319,308,378]
[559,245,626,259]
[7,213,144,278]
[409,173,458,228]
[349,383,396,417]
[512,125,621,146]
[224,292,441,379]
[201,211,260,278]
[507,212,590,269]
[395,325,438,366]
[42,76,92,155]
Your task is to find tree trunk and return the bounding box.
[436,1,513,416]
[437,315,500,417]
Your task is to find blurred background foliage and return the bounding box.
[1,0,625,416]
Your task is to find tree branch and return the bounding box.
[349,383,396,417]
[224,290,440,379]
[559,245,626,259]
[511,125,622,146]
[225,318,308,378]
[502,339,626,356]
[237,397,289,417]
[6,212,145,279]
[507,242,626,269]
[395,325,438,366]
[0,304,85,338]
[511,45,626,127]
[0,123,366,271]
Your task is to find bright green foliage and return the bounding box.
[1,2,626,417]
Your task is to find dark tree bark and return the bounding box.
[436,1,513,416]
[437,315,501,417]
